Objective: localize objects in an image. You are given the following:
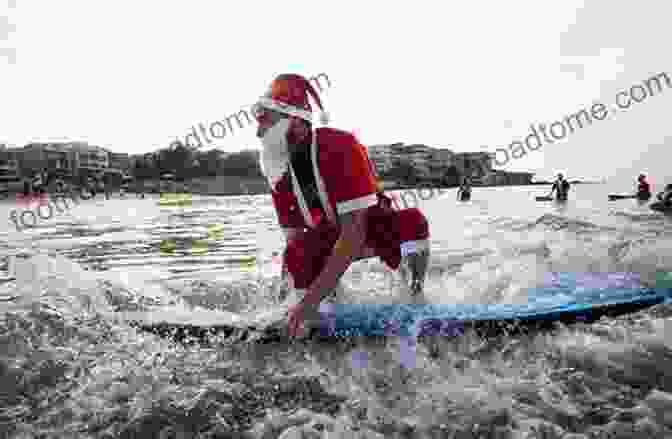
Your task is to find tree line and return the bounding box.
[381,162,463,186]
[131,142,263,181]
[131,141,466,186]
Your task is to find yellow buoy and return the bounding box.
[206,224,226,240]
[189,240,209,255]
[159,239,177,255]
[158,193,193,206]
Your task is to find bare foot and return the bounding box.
[410,279,423,296]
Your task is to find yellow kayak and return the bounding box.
[189,240,209,255]
[207,224,225,236]
[159,239,177,255]
[157,193,193,206]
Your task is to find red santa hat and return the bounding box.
[255,73,329,125]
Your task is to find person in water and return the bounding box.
[31,172,43,195]
[457,176,471,201]
[657,184,672,206]
[254,73,431,338]
[22,177,30,197]
[636,174,652,200]
[55,177,65,194]
[550,173,570,202]
[86,176,97,198]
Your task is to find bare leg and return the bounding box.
[399,246,430,296]
[278,257,291,302]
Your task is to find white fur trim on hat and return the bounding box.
[257,97,313,122]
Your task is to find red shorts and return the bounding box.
[283,203,429,290]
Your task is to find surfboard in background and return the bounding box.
[608,194,636,201]
[651,202,672,213]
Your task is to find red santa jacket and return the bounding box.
[270,127,381,230]
[269,128,431,289]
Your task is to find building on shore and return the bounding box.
[368,143,400,175]
[16,142,116,185]
[72,143,108,180]
[452,152,493,184]
[368,143,458,183]
[20,143,76,180]
[108,152,130,172]
[103,150,131,186]
[370,143,505,185]
[366,142,536,187]
[0,146,22,184]
[403,144,433,177]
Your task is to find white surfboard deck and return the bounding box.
[112,281,416,334]
[109,304,291,332]
[111,306,243,327]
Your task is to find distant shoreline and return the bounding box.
[1,177,600,199]
[380,180,597,191]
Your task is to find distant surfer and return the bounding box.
[97,176,109,200]
[254,73,431,337]
[457,176,471,201]
[103,174,112,200]
[55,177,65,194]
[549,173,570,202]
[636,174,652,201]
[22,177,30,197]
[31,172,43,196]
[86,177,97,198]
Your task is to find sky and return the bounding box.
[1,0,670,183]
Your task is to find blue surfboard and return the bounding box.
[315,272,672,338]
[133,272,672,344]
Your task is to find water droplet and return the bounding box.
[351,351,369,369]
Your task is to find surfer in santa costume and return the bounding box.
[253,73,431,337]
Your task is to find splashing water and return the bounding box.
[0,186,672,437]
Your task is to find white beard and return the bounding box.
[260,119,291,188]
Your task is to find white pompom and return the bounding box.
[319,111,330,125]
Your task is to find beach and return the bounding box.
[1,183,671,438]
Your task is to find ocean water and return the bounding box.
[1,184,672,438]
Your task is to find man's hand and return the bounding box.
[287,208,368,336]
[287,301,307,338]
[287,299,321,338]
